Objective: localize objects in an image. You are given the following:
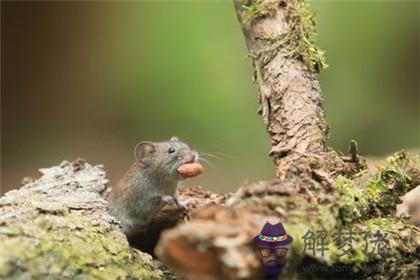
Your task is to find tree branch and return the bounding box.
[234,0,329,177]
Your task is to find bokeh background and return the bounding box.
[1,1,419,194]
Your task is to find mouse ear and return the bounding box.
[170,136,179,142]
[134,142,155,161]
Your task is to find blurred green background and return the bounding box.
[1,1,419,194]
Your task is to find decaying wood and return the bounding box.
[128,185,228,255]
[154,1,420,279]
[1,154,418,279]
[0,159,228,279]
[0,159,175,279]
[156,152,420,280]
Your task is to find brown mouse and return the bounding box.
[107,136,203,237]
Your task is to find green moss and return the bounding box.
[283,0,328,73]
[0,211,163,279]
[335,151,419,224]
[253,153,416,277]
[365,151,416,216]
[321,153,419,276]
[292,215,418,278]
[241,0,278,22]
[335,175,368,224]
[228,152,419,278]
[246,0,327,73]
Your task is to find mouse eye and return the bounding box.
[168,147,176,154]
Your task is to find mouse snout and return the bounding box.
[186,151,198,163]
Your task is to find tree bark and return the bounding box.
[154,1,420,279]
[0,159,225,279]
[156,151,420,280]
[0,159,175,279]
[235,0,329,178]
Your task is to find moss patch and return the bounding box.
[0,160,176,279]
[241,0,279,22]
[0,211,163,279]
[336,151,420,225]
[281,0,328,73]
[243,0,327,73]
[231,151,419,278]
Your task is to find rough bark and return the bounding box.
[1,155,418,279]
[0,159,175,279]
[156,152,420,280]
[154,1,420,279]
[0,159,227,279]
[127,185,228,256]
[234,0,330,178]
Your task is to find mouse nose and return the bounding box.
[187,151,198,163]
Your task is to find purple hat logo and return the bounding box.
[254,222,293,276]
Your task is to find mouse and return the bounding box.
[107,136,203,237]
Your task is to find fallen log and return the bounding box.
[0,159,174,279]
[156,152,420,279]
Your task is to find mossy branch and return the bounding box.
[242,0,327,73]
[157,152,420,279]
[235,0,332,177]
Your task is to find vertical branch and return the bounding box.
[234,0,329,177]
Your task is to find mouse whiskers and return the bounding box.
[200,152,221,160]
[197,155,214,168]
